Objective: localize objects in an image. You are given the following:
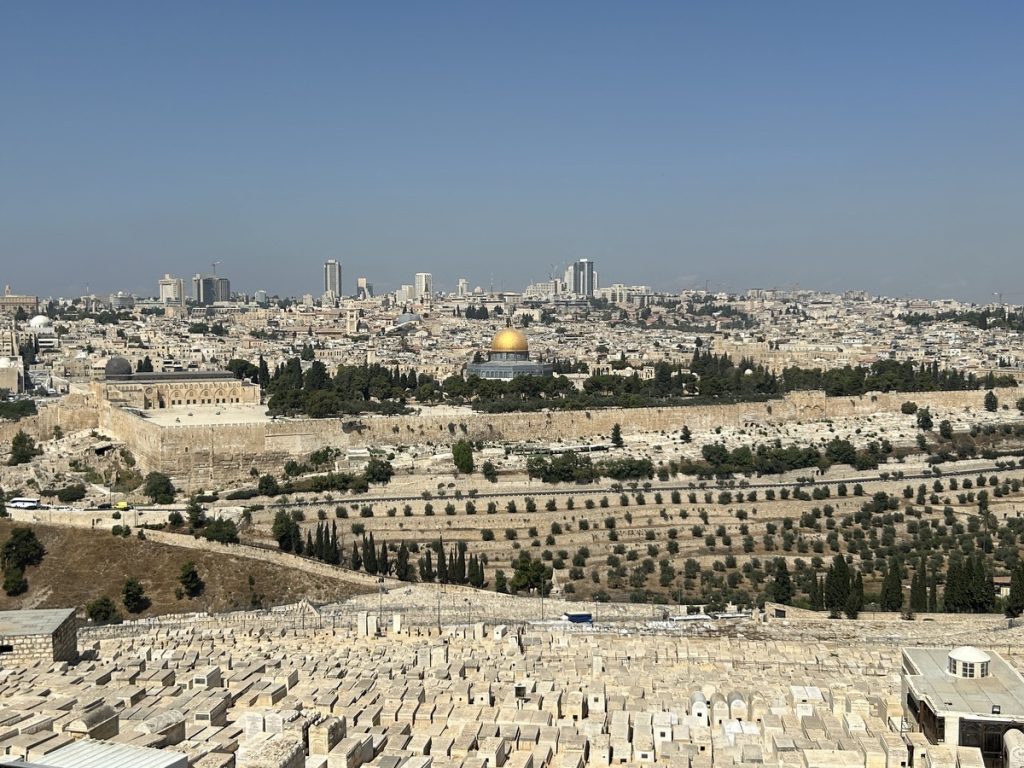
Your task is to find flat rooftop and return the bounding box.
[903,647,1024,718]
[0,608,74,636]
[139,404,273,427]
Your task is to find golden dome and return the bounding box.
[490,327,529,353]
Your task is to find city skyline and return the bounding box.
[2,3,1023,303]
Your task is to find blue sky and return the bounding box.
[1,2,1022,301]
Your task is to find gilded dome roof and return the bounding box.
[491,328,529,353]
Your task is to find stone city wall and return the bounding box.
[346,387,1021,447]
[97,405,351,486]
[4,387,1017,485]
[0,393,99,447]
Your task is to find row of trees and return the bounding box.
[248,351,1016,419]
[525,452,654,484]
[769,548,1021,617]
[265,359,431,417]
[415,540,485,587]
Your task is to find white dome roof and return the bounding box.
[28,314,52,328]
[949,646,990,664]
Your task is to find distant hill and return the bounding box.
[0,520,370,618]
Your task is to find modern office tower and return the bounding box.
[214,277,231,302]
[564,259,597,297]
[254,290,268,306]
[415,272,433,301]
[397,284,414,303]
[324,259,342,297]
[356,277,373,300]
[158,274,184,305]
[457,278,469,298]
[192,274,216,305]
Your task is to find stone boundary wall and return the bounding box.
[0,393,98,447]
[96,404,351,485]
[3,386,1018,484]
[346,387,1021,447]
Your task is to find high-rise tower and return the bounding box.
[324,259,342,297]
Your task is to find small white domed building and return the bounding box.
[902,645,1024,764]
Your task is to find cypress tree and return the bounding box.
[910,557,928,612]
[437,545,449,583]
[455,543,467,585]
[379,541,389,575]
[824,555,850,614]
[1006,562,1024,619]
[928,570,938,612]
[314,524,325,561]
[364,534,378,575]
[770,558,794,605]
[944,557,964,612]
[881,558,903,612]
[258,355,270,389]
[351,542,362,571]
[844,579,860,619]
[396,543,412,581]
[810,575,824,611]
[972,553,994,613]
[419,549,434,582]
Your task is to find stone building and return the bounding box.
[0,320,24,394]
[466,328,553,381]
[94,357,260,410]
[902,646,1024,767]
[0,608,77,666]
[0,285,38,316]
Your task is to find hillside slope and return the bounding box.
[0,520,370,618]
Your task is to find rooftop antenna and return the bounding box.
[212,260,222,276]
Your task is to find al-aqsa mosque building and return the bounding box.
[466,327,553,381]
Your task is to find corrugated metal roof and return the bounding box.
[33,739,187,768]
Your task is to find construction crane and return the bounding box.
[211,260,222,276]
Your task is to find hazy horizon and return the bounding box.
[2,2,1022,304]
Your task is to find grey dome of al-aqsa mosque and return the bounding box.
[104,356,134,379]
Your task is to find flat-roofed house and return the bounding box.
[902,646,1024,767]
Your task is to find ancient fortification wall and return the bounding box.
[0,393,99,447]
[2,386,1017,485]
[346,387,1020,447]
[95,406,352,485]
